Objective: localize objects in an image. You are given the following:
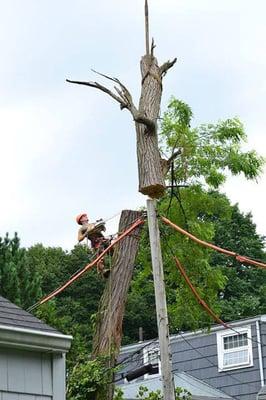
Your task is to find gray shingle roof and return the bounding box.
[0,295,61,333]
[118,371,233,399]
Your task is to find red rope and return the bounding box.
[162,216,266,270]
[35,218,144,308]
[174,256,229,329]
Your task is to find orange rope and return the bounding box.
[174,256,229,329]
[33,218,144,308]
[162,216,266,270]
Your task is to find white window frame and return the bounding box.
[216,325,253,372]
[143,345,161,379]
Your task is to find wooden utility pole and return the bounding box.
[147,199,175,400]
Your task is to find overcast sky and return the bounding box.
[1,0,265,249]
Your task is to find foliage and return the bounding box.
[123,227,158,343]
[113,385,192,400]
[67,355,114,400]
[211,204,266,320]
[31,244,105,370]
[128,188,230,334]
[160,97,264,188]
[124,97,265,336]
[0,233,41,308]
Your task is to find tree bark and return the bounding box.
[92,210,143,400]
[136,54,165,198]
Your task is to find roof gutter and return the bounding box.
[0,324,72,353]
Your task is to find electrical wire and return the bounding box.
[161,216,266,270]
[160,226,263,348]
[115,337,159,368]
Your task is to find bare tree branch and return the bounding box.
[66,79,128,109]
[67,71,156,131]
[160,58,177,77]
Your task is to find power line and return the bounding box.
[159,226,264,350]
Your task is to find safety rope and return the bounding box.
[103,211,121,224]
[27,217,144,312]
[161,216,266,270]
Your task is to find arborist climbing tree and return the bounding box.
[76,212,113,278]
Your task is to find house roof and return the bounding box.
[0,296,72,352]
[121,314,266,354]
[0,295,59,333]
[118,371,233,399]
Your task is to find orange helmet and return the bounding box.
[76,213,88,225]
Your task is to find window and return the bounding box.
[217,326,253,372]
[143,345,161,378]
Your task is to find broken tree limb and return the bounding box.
[160,57,177,77]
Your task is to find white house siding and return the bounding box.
[0,347,53,400]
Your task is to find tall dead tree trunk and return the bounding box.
[67,2,176,199]
[91,210,143,400]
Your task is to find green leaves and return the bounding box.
[160,98,264,188]
[0,233,41,308]
[67,356,114,400]
[113,385,192,400]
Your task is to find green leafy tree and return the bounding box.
[212,204,266,320]
[67,356,113,400]
[124,97,264,336]
[28,243,105,370]
[160,98,264,188]
[0,233,41,308]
